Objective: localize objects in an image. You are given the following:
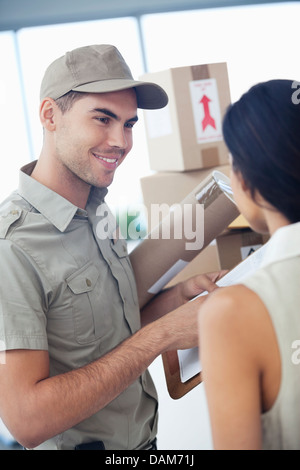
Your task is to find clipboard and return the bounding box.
[162,350,202,399]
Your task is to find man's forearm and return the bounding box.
[17,318,170,448]
[140,272,221,327]
[140,284,182,327]
[2,293,201,449]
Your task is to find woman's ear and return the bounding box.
[233,168,249,192]
[39,98,57,131]
[238,172,249,192]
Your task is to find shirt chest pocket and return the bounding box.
[66,262,112,344]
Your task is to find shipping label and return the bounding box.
[189,78,222,144]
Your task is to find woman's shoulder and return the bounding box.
[198,283,272,357]
[200,284,263,324]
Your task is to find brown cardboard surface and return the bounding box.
[139,165,235,288]
[130,171,239,308]
[140,166,249,231]
[165,242,221,287]
[228,214,249,229]
[167,228,269,286]
[141,62,231,171]
[140,164,231,228]
[216,228,270,270]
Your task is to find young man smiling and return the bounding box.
[32,89,138,208]
[0,45,220,450]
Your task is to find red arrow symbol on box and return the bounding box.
[200,95,216,131]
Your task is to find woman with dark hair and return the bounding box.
[198,80,300,450]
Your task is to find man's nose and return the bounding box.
[107,124,127,149]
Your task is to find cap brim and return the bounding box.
[72,79,168,109]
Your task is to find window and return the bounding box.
[2,2,300,209]
[142,2,300,101]
[0,31,31,201]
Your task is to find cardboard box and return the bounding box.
[130,171,239,308]
[141,63,231,171]
[216,228,270,270]
[165,242,221,287]
[228,214,249,229]
[140,165,249,233]
[166,228,269,287]
[140,164,231,227]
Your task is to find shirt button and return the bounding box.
[86,278,92,287]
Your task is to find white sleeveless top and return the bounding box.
[242,222,300,450]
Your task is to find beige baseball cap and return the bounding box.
[40,44,168,109]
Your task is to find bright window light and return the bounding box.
[142,2,300,101]
[0,31,31,201]
[2,2,300,212]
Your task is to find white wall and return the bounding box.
[149,358,213,450]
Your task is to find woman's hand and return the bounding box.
[176,270,228,304]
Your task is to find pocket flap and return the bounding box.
[66,263,100,294]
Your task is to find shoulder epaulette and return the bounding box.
[0,208,22,239]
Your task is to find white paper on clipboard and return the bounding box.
[178,242,268,382]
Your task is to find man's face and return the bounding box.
[53,89,138,190]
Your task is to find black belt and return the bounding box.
[75,438,157,451]
[144,438,157,450]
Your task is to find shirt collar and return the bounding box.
[18,161,108,232]
[261,222,300,268]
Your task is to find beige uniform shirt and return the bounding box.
[0,162,158,450]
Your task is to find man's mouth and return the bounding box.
[92,152,119,168]
[99,156,118,163]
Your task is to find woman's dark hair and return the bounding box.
[222,79,300,223]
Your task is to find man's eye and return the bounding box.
[125,122,135,129]
[96,117,109,124]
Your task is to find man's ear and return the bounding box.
[39,98,58,131]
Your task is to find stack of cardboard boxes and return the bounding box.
[138,62,268,286]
